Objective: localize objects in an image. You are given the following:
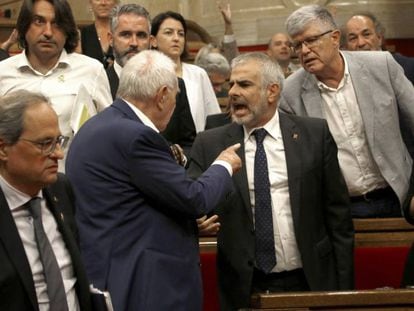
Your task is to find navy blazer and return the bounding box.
[66,99,233,311]
[0,174,91,311]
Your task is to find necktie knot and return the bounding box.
[27,197,42,219]
[253,128,267,144]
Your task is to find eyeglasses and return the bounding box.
[19,135,69,155]
[291,30,333,54]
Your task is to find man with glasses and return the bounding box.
[280,5,414,218]
[0,90,92,311]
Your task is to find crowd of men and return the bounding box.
[0,1,413,311]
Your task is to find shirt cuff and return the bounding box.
[223,35,236,44]
[212,160,233,176]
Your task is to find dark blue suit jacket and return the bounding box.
[66,99,233,311]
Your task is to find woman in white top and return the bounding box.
[150,11,221,132]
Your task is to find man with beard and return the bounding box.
[106,4,196,154]
[188,52,354,311]
[280,5,414,218]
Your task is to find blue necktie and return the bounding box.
[28,198,69,311]
[253,128,276,273]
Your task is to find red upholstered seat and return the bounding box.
[200,246,411,311]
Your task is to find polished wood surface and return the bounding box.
[249,289,414,310]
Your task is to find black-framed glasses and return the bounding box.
[19,135,69,155]
[291,30,333,53]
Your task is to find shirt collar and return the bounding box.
[0,174,42,211]
[122,98,159,133]
[17,49,70,75]
[316,51,350,91]
[114,61,123,77]
[243,110,281,144]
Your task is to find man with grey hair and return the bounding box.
[189,52,353,310]
[66,50,242,311]
[280,5,414,218]
[106,3,196,155]
[342,12,414,84]
[0,90,92,310]
[195,51,231,98]
[106,3,151,99]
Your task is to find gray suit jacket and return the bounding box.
[279,51,414,207]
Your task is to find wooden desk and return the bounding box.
[249,289,414,310]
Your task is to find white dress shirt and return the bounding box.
[182,63,221,132]
[0,50,113,172]
[0,175,79,311]
[244,111,302,272]
[317,53,387,196]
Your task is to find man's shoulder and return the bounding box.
[0,52,24,68]
[342,50,393,65]
[280,112,327,129]
[66,52,105,69]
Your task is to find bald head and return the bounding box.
[344,14,383,51]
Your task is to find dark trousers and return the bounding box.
[350,187,401,218]
[252,268,310,293]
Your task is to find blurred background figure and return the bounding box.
[342,12,414,84]
[267,32,300,78]
[194,50,230,108]
[81,0,119,68]
[0,29,18,61]
[151,11,221,133]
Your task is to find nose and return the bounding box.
[50,144,64,160]
[130,35,138,47]
[43,22,53,37]
[357,35,367,49]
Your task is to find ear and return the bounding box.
[155,85,169,111]
[150,35,158,49]
[0,138,9,161]
[377,33,384,47]
[331,29,341,48]
[267,83,280,104]
[108,31,114,47]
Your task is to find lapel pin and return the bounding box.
[60,213,64,221]
[58,74,65,83]
[53,196,58,203]
[292,133,299,140]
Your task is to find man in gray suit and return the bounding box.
[279,5,414,218]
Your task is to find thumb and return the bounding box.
[228,143,241,152]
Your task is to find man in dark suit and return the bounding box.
[188,52,354,310]
[0,90,91,311]
[66,50,241,311]
[107,3,196,154]
[342,12,414,84]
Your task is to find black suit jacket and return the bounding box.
[393,52,414,85]
[0,174,91,311]
[189,113,354,310]
[106,64,119,100]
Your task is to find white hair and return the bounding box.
[117,50,178,102]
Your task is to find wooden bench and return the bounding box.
[249,289,414,310]
[200,218,414,310]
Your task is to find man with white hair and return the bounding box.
[66,50,242,311]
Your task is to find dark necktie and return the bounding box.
[28,197,69,311]
[253,128,276,273]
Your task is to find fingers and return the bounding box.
[227,142,241,152]
[197,215,220,236]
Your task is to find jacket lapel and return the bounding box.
[0,189,39,311]
[280,114,302,225]
[43,186,91,310]
[301,73,324,118]
[225,123,253,223]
